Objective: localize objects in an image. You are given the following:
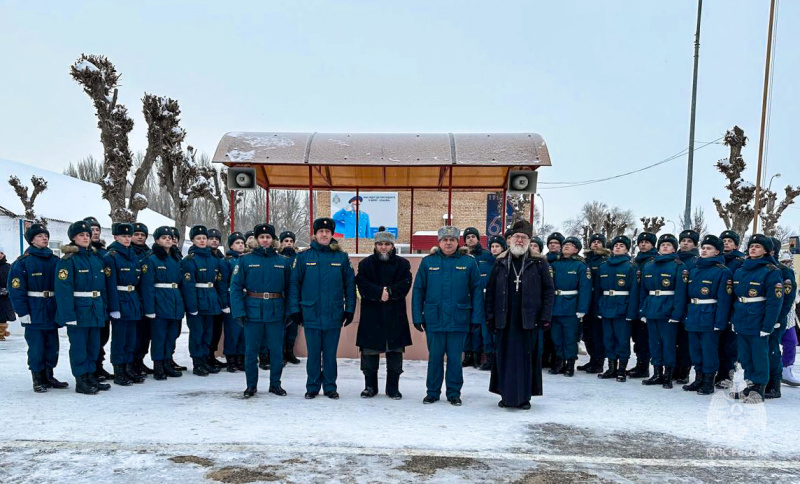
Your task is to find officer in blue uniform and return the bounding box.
[578,233,609,374]
[279,230,301,364]
[103,223,145,386]
[55,220,111,394]
[181,225,230,376]
[764,237,797,399]
[530,236,544,255]
[682,235,733,395]
[716,229,744,388]
[488,235,506,255]
[140,226,185,380]
[206,228,228,370]
[549,236,592,377]
[673,229,700,384]
[638,234,688,389]
[729,234,783,401]
[223,231,246,373]
[595,235,639,382]
[288,217,356,400]
[231,223,292,398]
[542,232,564,370]
[83,216,113,381]
[167,226,187,372]
[462,227,495,369]
[131,222,153,376]
[412,226,484,406]
[7,223,68,392]
[628,232,657,379]
[332,195,371,238]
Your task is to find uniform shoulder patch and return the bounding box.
[726,279,733,295]
[184,272,191,281]
[185,253,195,260]
[58,268,68,280]
[11,277,21,289]
[233,264,239,275]
[107,250,117,257]
[586,267,592,279]
[216,272,222,282]
[682,269,689,283]
[775,283,784,299]
[104,266,111,277]
[141,263,148,274]
[784,279,793,295]
[766,264,778,271]
[715,263,727,270]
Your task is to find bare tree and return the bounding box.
[63,155,103,184]
[640,216,666,234]
[678,207,707,235]
[159,146,214,246]
[760,185,800,236]
[565,201,635,247]
[8,175,48,223]
[712,126,757,236]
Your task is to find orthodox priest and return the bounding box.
[486,220,554,409]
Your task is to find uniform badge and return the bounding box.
[58,269,68,281]
[216,272,222,282]
[682,270,689,283]
[292,259,297,269]
[184,273,191,281]
[104,266,111,277]
[661,278,670,288]
[233,265,239,275]
[617,278,625,287]
[11,277,20,289]
[776,283,783,299]
[726,280,733,295]
[141,264,148,274]
[700,287,710,295]
[748,288,758,298]
[586,268,592,280]
[785,279,793,295]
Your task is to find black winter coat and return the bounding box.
[485,248,554,331]
[355,251,413,351]
[0,257,16,322]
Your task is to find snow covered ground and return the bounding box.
[1,317,799,483]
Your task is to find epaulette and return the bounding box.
[185,253,195,260]
[16,253,30,261]
[766,264,778,271]
[62,253,73,260]
[107,249,117,257]
[715,263,727,270]
[735,256,744,262]
[573,255,586,263]
[675,258,685,265]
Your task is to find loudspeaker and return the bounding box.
[227,167,257,190]
[507,170,538,194]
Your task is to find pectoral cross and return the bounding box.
[514,274,521,292]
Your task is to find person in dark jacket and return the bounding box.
[140,226,185,380]
[131,222,153,376]
[206,228,228,370]
[55,220,111,394]
[279,230,301,364]
[0,247,14,341]
[166,226,187,371]
[578,234,609,374]
[83,216,113,381]
[716,229,745,388]
[628,232,657,379]
[462,227,495,369]
[180,225,230,376]
[763,237,797,399]
[673,229,700,384]
[223,232,246,373]
[7,224,69,392]
[355,228,413,399]
[486,220,554,410]
[288,217,357,400]
[412,225,484,406]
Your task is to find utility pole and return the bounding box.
[683,0,703,230]
[752,0,778,235]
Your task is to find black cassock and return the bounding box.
[489,255,543,406]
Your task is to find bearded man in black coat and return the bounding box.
[354,227,413,400]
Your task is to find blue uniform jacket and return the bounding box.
[288,240,356,330]
[594,254,639,320]
[132,243,149,262]
[677,249,699,271]
[723,250,745,274]
[140,244,185,320]
[180,246,228,316]
[7,246,59,329]
[550,255,592,316]
[471,245,497,288]
[585,248,610,309]
[684,255,733,332]
[103,242,143,320]
[731,258,783,335]
[230,246,291,323]
[634,248,657,267]
[638,254,688,321]
[412,247,484,332]
[775,261,797,329]
[54,245,108,327]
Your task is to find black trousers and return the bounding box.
[135,318,151,361]
[96,319,110,366]
[360,351,403,375]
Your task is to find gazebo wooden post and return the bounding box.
[446,167,453,225]
[409,188,415,253]
[229,190,236,233]
[501,188,507,233]
[308,165,314,240]
[265,186,270,223]
[529,193,535,224]
[355,187,360,253]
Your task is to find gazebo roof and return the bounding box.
[212,132,551,190]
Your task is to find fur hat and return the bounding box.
[511,220,533,238]
[488,235,506,250]
[563,236,582,251]
[189,225,208,240]
[657,233,678,251]
[69,220,92,240]
[133,223,148,236]
[504,228,514,239]
[637,232,657,245]
[531,236,544,252]
[313,217,336,234]
[154,226,172,240]
[228,231,245,248]
[701,234,723,253]
[747,234,773,253]
[170,227,180,238]
[374,226,395,245]
[679,229,700,245]
[207,228,222,241]
[720,230,740,247]
[83,216,101,229]
[245,230,255,240]
[254,223,276,239]
[112,223,134,236]
[770,237,782,255]
[462,227,480,242]
[611,235,632,251]
[547,232,565,246]
[279,231,296,243]
[25,223,49,245]
[438,226,460,241]
[589,233,606,246]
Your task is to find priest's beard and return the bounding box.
[509,244,527,257]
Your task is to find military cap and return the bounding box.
[68,220,92,240]
[313,217,336,234]
[112,223,134,236]
[25,223,49,244]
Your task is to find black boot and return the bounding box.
[126,363,146,383]
[95,365,113,381]
[642,366,663,386]
[32,371,47,393]
[576,360,592,372]
[170,359,188,371]
[138,359,154,375]
[616,359,628,382]
[75,374,99,395]
[361,373,378,398]
[244,386,257,398]
[284,348,300,365]
[44,368,69,389]
[204,357,220,374]
[674,366,690,384]
[683,372,703,392]
[461,352,474,368]
[473,351,483,369]
[715,369,734,389]
[548,358,564,375]
[764,378,782,399]
[269,385,287,396]
[226,356,239,373]
[598,359,617,379]
[386,372,402,400]
[113,365,132,386]
[153,361,167,380]
[627,360,650,379]
[564,359,575,377]
[163,359,182,378]
[479,353,493,371]
[209,354,227,369]
[586,358,604,374]
[746,383,766,402]
[192,357,209,376]
[258,353,270,370]
[86,371,111,391]
[662,367,674,389]
[697,372,715,395]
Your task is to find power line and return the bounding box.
[539,136,724,190]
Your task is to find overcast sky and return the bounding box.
[1,1,797,235]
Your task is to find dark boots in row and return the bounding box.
[361,352,403,399]
[225,355,246,373]
[31,369,70,393]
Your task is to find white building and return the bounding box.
[0,158,174,260]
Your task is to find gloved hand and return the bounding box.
[342,311,354,327]
[641,317,647,323]
[18,314,32,325]
[292,312,303,326]
[189,311,198,316]
[236,317,245,328]
[668,319,679,323]
[145,313,156,319]
[221,307,231,314]
[64,321,77,327]
[576,313,585,320]
[774,323,781,329]
[760,331,770,337]
[109,311,121,319]
[713,327,722,331]
[413,323,425,332]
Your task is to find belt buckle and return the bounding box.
[92,291,100,297]
[172,283,178,289]
[44,291,53,298]
[127,285,134,291]
[653,290,660,296]
[262,293,269,300]
[738,296,746,303]
[609,290,615,296]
